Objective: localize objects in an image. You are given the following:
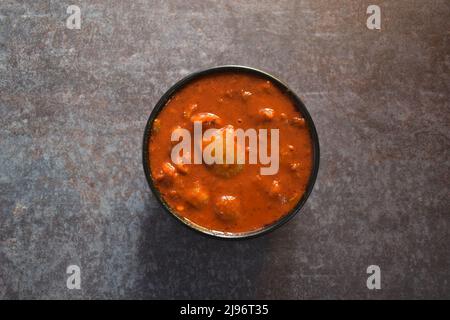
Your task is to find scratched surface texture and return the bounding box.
[0,0,449,299]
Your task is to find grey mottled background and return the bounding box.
[0,0,449,299]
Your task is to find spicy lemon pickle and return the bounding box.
[148,71,314,233]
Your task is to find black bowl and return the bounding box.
[142,65,320,239]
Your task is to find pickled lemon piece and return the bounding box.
[204,125,243,178]
[214,195,241,222]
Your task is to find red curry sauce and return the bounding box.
[149,72,313,233]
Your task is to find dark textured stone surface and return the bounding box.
[0,0,449,299]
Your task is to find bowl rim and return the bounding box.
[142,65,320,239]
